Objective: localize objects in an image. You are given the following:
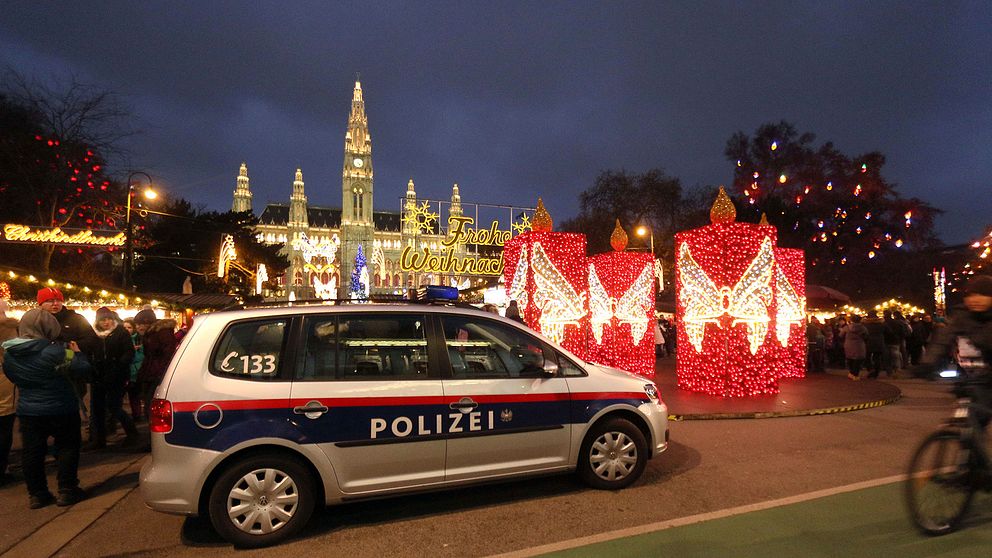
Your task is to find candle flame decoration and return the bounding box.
[710,186,737,224]
[532,198,553,232]
[610,219,628,251]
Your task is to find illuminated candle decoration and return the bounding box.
[674,187,803,397]
[503,224,589,357]
[587,226,656,377]
[502,206,657,375]
[773,248,806,379]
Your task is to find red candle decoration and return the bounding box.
[772,247,807,378]
[504,227,590,357]
[588,249,656,377]
[675,187,804,397]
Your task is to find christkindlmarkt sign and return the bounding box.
[400,216,513,276]
[1,224,126,247]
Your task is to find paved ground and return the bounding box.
[0,363,980,557]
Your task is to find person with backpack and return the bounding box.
[1,308,91,508]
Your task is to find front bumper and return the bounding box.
[638,400,669,456]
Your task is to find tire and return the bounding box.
[904,429,977,536]
[577,417,648,490]
[208,454,316,548]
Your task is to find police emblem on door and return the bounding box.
[500,409,513,423]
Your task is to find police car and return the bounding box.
[140,293,669,547]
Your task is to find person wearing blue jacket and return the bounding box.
[1,308,91,509]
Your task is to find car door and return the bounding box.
[437,314,572,481]
[289,312,447,493]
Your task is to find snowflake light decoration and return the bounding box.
[401,201,439,234]
[512,214,533,234]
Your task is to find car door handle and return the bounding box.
[449,397,478,411]
[293,401,329,415]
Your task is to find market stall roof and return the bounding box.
[806,284,851,307]
[144,293,241,310]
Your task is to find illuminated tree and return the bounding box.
[725,121,941,300]
[0,71,133,274]
[349,244,369,300]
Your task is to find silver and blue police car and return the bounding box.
[140,295,669,547]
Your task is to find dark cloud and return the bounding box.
[1,1,989,242]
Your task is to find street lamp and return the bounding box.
[636,225,661,292]
[635,225,654,256]
[122,172,156,290]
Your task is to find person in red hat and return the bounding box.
[37,288,97,434]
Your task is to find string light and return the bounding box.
[773,248,806,379]
[675,189,790,397]
[503,207,657,377]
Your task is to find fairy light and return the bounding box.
[588,253,656,377]
[503,228,589,357]
[675,189,787,397]
[502,206,657,376]
[773,248,806,379]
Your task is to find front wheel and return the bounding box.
[208,454,316,548]
[904,429,977,535]
[577,417,648,490]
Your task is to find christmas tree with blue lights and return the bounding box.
[350,244,369,300]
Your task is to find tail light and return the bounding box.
[150,398,173,433]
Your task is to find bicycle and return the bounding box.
[905,376,992,535]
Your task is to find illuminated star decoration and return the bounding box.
[678,236,775,355]
[401,201,439,234]
[512,214,533,235]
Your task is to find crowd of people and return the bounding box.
[0,288,181,509]
[806,309,937,380]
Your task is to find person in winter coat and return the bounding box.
[505,300,525,325]
[122,318,144,420]
[86,307,138,449]
[863,311,889,379]
[0,303,18,486]
[133,309,177,421]
[840,315,869,380]
[2,308,91,508]
[37,288,97,416]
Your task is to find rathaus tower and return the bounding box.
[338,79,374,297]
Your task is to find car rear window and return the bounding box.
[210,319,288,380]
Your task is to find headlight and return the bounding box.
[643,383,660,401]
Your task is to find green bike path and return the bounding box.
[532,480,992,557]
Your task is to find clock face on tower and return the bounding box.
[353,157,364,168]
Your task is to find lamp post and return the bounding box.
[122,172,156,290]
[635,225,654,257]
[636,225,660,292]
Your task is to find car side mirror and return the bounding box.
[542,360,558,377]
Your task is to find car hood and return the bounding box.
[588,363,654,386]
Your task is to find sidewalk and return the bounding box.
[0,422,149,557]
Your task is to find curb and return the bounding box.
[667,392,902,421]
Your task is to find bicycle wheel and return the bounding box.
[904,429,977,535]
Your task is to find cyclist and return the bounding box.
[923,274,992,424]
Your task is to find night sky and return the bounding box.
[2,2,989,243]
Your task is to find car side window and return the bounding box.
[297,314,429,381]
[211,319,288,380]
[556,352,586,377]
[440,316,546,379]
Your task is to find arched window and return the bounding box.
[394,273,400,286]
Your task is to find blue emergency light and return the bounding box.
[424,285,459,301]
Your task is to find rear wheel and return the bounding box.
[208,454,315,548]
[577,418,648,490]
[905,430,977,535]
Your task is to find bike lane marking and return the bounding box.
[493,474,921,558]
